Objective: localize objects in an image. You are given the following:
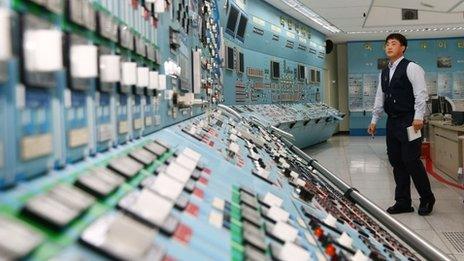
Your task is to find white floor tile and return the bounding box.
[413,229,452,254]
[394,214,432,230]
[425,213,464,232]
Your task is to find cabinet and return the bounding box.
[429,121,464,180]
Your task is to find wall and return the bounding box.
[325,47,338,108]
[336,44,349,132]
[218,0,327,105]
[346,37,464,135]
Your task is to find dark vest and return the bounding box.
[381,58,415,116]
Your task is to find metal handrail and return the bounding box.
[283,139,451,261]
[217,104,242,120]
[270,126,295,141]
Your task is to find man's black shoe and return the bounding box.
[418,196,435,216]
[386,203,414,214]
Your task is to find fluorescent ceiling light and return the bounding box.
[346,26,464,34]
[281,0,341,33]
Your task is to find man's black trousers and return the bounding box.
[386,114,434,206]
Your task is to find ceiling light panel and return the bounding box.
[281,0,342,33]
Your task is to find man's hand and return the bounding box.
[412,119,423,133]
[367,123,377,136]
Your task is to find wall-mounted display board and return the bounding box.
[348,74,363,111]
[220,0,327,105]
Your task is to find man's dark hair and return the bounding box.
[385,33,408,52]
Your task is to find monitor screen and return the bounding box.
[226,6,239,35]
[298,65,305,81]
[238,52,244,73]
[437,57,452,68]
[226,46,234,70]
[236,14,248,40]
[310,69,316,83]
[271,61,280,79]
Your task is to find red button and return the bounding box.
[325,243,336,257]
[199,176,209,185]
[314,227,324,238]
[174,223,193,244]
[163,256,176,261]
[186,203,199,217]
[203,168,212,175]
[193,188,204,199]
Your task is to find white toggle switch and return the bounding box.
[158,74,167,90]
[229,133,238,141]
[279,242,310,261]
[208,211,223,228]
[154,0,166,13]
[352,250,369,261]
[148,71,159,90]
[133,189,173,224]
[212,197,225,210]
[263,192,283,207]
[121,62,137,85]
[324,214,337,227]
[150,173,184,201]
[228,142,240,154]
[165,162,191,184]
[136,67,149,87]
[289,171,298,178]
[272,221,298,242]
[70,45,98,78]
[182,148,201,162]
[0,8,12,61]
[295,178,306,187]
[24,29,63,72]
[100,55,121,83]
[337,232,353,248]
[268,206,290,222]
[176,154,197,171]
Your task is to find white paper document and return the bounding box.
[407,126,421,142]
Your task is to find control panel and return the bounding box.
[232,103,345,148]
[1,108,421,260]
[0,0,221,188]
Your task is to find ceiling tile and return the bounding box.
[373,0,462,12]
[262,0,464,42]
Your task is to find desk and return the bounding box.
[429,120,464,180]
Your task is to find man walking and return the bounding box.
[367,33,435,215]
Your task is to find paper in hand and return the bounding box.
[407,126,421,142]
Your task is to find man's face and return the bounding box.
[385,39,405,59]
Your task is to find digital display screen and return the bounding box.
[310,69,316,82]
[298,65,305,81]
[238,52,244,73]
[226,46,234,70]
[226,6,239,34]
[271,61,280,79]
[437,57,452,68]
[236,14,248,40]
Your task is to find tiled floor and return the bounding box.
[304,135,464,261]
